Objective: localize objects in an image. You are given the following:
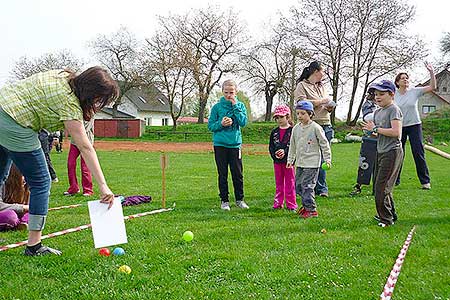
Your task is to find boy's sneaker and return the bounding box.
[24,244,62,256]
[374,214,397,222]
[221,202,230,211]
[300,210,318,219]
[236,200,249,209]
[52,178,59,183]
[378,222,394,228]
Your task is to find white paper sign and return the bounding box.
[88,197,128,248]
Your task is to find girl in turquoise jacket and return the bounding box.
[208,80,248,211]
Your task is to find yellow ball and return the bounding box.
[118,265,131,274]
[183,230,194,242]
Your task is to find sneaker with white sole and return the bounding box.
[63,190,79,196]
[221,202,230,211]
[374,212,398,223]
[378,222,394,228]
[24,244,62,256]
[236,200,249,209]
[421,183,431,190]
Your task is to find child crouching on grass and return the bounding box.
[287,101,331,218]
[362,80,403,227]
[0,164,30,231]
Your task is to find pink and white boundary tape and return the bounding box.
[48,204,82,211]
[0,207,173,252]
[380,225,416,300]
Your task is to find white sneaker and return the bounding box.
[52,178,59,183]
[421,183,431,190]
[236,200,249,209]
[221,202,230,211]
[63,190,79,196]
[378,222,394,228]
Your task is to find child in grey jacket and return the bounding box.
[287,101,331,218]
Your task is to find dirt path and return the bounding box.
[94,141,267,154]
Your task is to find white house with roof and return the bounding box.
[96,85,178,126]
[417,69,450,116]
[95,107,135,119]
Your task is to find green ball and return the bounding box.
[183,231,194,242]
[321,162,330,170]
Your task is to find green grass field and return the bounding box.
[0,143,449,299]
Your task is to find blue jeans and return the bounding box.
[0,145,50,230]
[316,125,334,194]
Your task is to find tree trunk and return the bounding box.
[171,115,178,131]
[265,92,274,122]
[290,53,297,122]
[349,93,367,126]
[197,96,207,124]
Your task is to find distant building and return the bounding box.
[96,107,135,119]
[95,85,178,127]
[417,69,450,117]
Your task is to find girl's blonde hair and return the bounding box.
[222,79,238,90]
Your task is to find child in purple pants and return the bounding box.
[269,105,297,210]
[0,164,30,231]
[0,203,29,231]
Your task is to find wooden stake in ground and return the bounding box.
[160,152,168,208]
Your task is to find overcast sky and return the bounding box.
[1,0,449,116]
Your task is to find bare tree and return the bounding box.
[143,31,195,130]
[283,0,352,124]
[88,26,144,116]
[440,32,450,68]
[284,0,425,125]
[441,32,450,55]
[240,31,291,121]
[344,0,425,125]
[10,49,83,81]
[158,6,246,123]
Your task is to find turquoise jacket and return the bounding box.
[208,97,247,148]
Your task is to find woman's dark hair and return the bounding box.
[67,67,120,121]
[297,61,323,84]
[394,72,409,88]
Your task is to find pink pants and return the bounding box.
[0,210,28,231]
[273,163,297,209]
[67,144,93,195]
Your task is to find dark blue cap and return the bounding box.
[368,80,396,93]
[295,101,314,112]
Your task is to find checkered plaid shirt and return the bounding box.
[0,70,83,132]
